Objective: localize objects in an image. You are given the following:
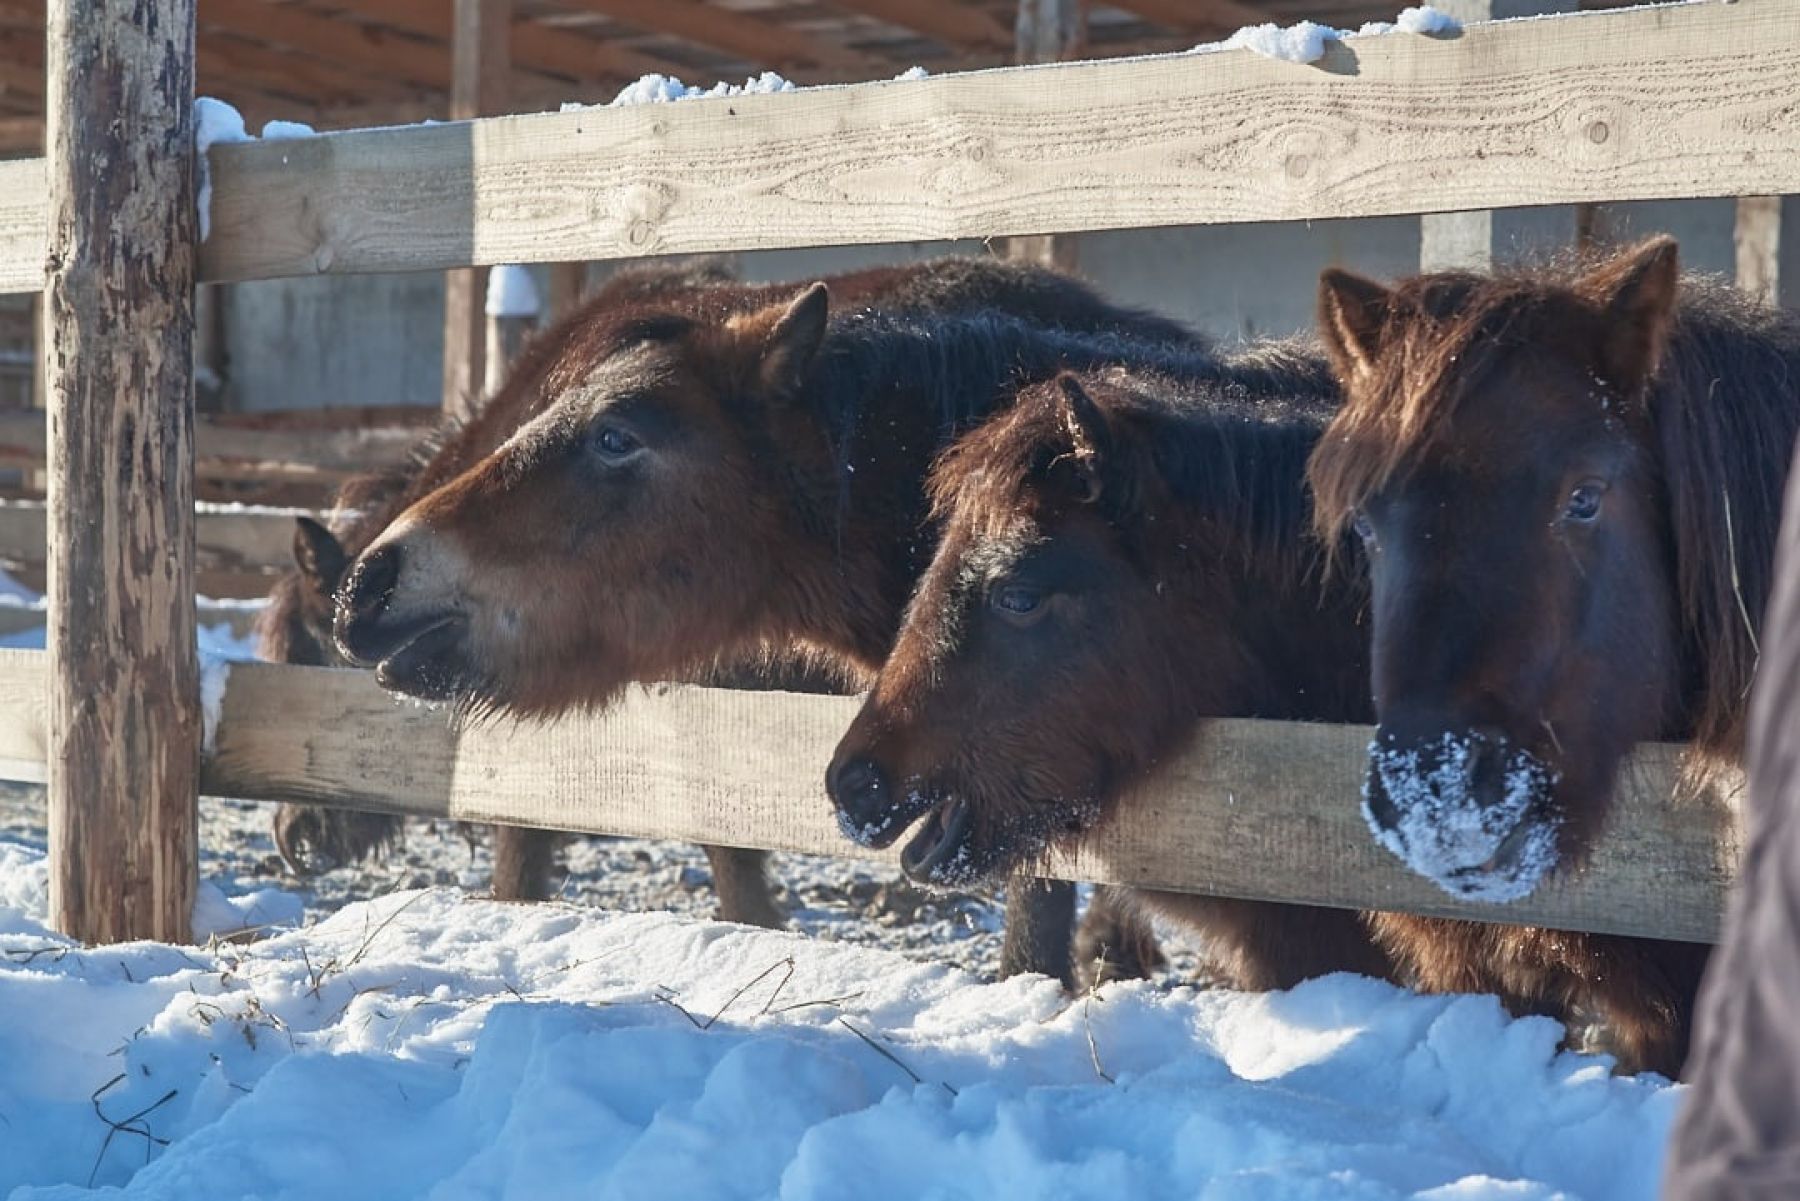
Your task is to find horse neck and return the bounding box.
[770,321,1216,671]
[1158,523,1371,725]
[1133,400,1369,724]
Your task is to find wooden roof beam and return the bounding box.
[822,0,1013,53]
[1103,0,1273,35]
[307,0,686,94]
[199,32,425,105]
[201,0,453,90]
[554,0,883,75]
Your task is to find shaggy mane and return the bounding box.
[1308,254,1800,775]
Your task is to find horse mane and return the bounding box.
[1308,255,1800,771]
[930,347,1341,579]
[1655,279,1800,769]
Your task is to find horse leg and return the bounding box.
[490,826,561,902]
[1073,885,1166,989]
[273,805,402,876]
[998,876,1078,987]
[1550,935,1708,1077]
[705,845,785,929]
[1139,892,1396,991]
[1371,914,1706,1077]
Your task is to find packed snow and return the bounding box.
[590,71,797,110]
[192,98,318,239]
[1364,732,1563,903]
[485,265,542,320]
[193,98,251,242]
[0,843,1683,1200]
[1193,6,1462,62]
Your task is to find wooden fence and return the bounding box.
[5,0,1796,943]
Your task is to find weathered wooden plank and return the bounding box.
[181,0,1800,282]
[0,500,304,578]
[0,157,43,293]
[0,410,421,480]
[45,0,201,944]
[0,652,1736,943]
[206,667,1747,945]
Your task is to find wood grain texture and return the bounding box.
[0,653,1737,943]
[0,157,43,293]
[44,0,200,944]
[0,501,306,579]
[177,0,1800,283]
[206,670,1747,944]
[0,411,419,480]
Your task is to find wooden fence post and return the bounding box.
[1419,0,1579,271]
[483,265,540,398]
[45,0,201,944]
[1003,0,1085,270]
[1736,195,1782,307]
[441,0,511,422]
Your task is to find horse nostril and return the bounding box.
[344,544,402,619]
[830,756,887,812]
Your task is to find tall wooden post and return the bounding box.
[1004,0,1085,270]
[1736,196,1782,308]
[545,262,589,324]
[1419,0,1578,271]
[990,0,1086,984]
[442,0,511,422]
[45,0,201,944]
[483,265,540,398]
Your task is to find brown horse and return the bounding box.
[829,361,1708,1074]
[331,271,1211,982]
[1306,236,1800,1072]
[826,361,1400,993]
[260,262,749,903]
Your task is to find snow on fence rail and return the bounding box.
[0,648,1745,944]
[3,0,1800,292]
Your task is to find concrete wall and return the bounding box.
[218,199,1790,412]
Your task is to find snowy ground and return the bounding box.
[0,843,1680,1201]
[0,587,1683,1198]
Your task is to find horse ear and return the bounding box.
[758,282,830,393]
[1051,374,1112,504]
[1578,236,1680,397]
[292,517,348,595]
[1317,268,1393,386]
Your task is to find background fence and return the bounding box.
[3,0,1792,943]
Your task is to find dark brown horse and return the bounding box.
[826,362,1400,993]
[829,360,1709,1074]
[320,256,1199,975]
[1306,236,1800,1072]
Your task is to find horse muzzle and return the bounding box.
[1362,727,1562,903]
[334,539,474,700]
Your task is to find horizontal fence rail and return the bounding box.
[0,0,1798,291]
[0,501,306,597]
[0,410,421,483]
[0,650,1743,943]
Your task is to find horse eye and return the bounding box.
[1350,511,1375,542]
[1563,482,1606,522]
[591,425,641,462]
[991,584,1043,619]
